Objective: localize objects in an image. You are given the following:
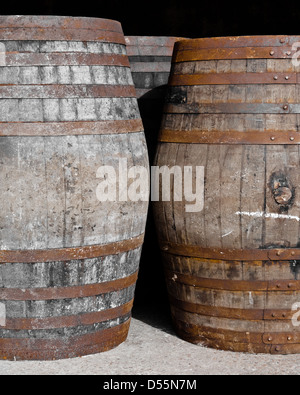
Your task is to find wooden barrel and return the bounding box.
[125,37,182,309]
[125,36,182,161]
[125,36,180,97]
[154,35,300,354]
[0,16,148,360]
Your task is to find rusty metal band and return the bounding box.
[262,332,300,345]
[169,72,297,86]
[0,233,144,263]
[158,129,300,145]
[171,304,300,341]
[172,317,300,354]
[165,269,300,292]
[0,119,144,137]
[0,16,123,32]
[160,240,300,261]
[0,319,130,360]
[174,47,296,62]
[0,28,126,44]
[0,271,138,301]
[174,36,300,50]
[0,85,136,99]
[166,103,300,115]
[3,53,130,67]
[3,300,133,330]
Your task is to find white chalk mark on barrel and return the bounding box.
[236,211,300,222]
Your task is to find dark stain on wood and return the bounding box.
[290,260,300,280]
[269,171,295,211]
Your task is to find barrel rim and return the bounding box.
[125,36,185,47]
[173,35,300,52]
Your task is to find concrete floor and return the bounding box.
[0,304,300,375]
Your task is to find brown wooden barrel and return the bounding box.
[154,35,300,354]
[0,15,148,361]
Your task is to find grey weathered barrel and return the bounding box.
[125,36,180,98]
[125,36,182,161]
[0,15,148,360]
